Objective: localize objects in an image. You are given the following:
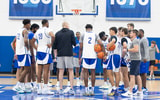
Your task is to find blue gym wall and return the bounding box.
[0,36,160,73]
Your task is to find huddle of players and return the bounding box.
[98,23,152,97]
[12,19,55,94]
[12,19,152,97]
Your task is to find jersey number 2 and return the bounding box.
[88,37,92,44]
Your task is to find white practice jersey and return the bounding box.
[16,28,29,55]
[122,36,132,60]
[80,32,98,59]
[34,27,52,54]
[109,35,122,55]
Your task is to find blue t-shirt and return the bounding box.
[73,37,80,58]
[28,31,34,40]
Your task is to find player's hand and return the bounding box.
[47,44,52,48]
[73,53,77,56]
[14,54,17,60]
[53,58,57,62]
[143,59,147,63]
[123,48,127,53]
[79,58,82,65]
[103,56,107,62]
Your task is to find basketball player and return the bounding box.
[120,28,131,92]
[98,31,110,89]
[79,24,103,96]
[26,24,39,91]
[15,19,31,93]
[149,41,159,79]
[107,27,121,96]
[11,37,21,91]
[32,19,55,95]
[122,29,143,97]
[138,29,150,93]
[127,23,134,31]
[73,32,81,86]
[118,27,124,86]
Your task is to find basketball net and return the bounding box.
[71,9,82,15]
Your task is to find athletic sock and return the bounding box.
[112,86,116,90]
[85,87,88,92]
[92,87,94,91]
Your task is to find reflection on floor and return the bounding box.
[0,75,160,100]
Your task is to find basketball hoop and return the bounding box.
[71,9,82,15]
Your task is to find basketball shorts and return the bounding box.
[82,58,97,69]
[121,57,127,67]
[103,59,108,69]
[73,57,80,67]
[150,60,155,66]
[49,63,53,70]
[57,56,73,69]
[17,54,31,67]
[36,52,53,65]
[140,61,150,74]
[106,54,121,72]
[13,59,21,69]
[130,60,141,76]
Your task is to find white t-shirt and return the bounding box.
[109,35,121,55]
[34,27,53,54]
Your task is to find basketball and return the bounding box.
[154,66,158,71]
[97,51,105,59]
[107,44,116,51]
[155,59,158,64]
[94,44,102,52]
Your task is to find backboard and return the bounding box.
[56,0,98,15]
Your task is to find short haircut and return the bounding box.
[139,29,144,34]
[151,41,156,44]
[30,24,39,30]
[127,23,134,28]
[131,29,138,36]
[118,27,123,31]
[23,19,30,25]
[122,28,128,35]
[76,32,80,34]
[42,19,48,25]
[99,31,105,39]
[109,27,117,34]
[85,24,93,29]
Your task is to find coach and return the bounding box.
[53,22,76,94]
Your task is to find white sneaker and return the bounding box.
[12,85,19,91]
[119,81,124,86]
[37,89,42,95]
[148,76,151,80]
[55,82,60,87]
[152,75,155,79]
[41,87,54,95]
[25,83,32,93]
[121,91,133,97]
[133,91,143,96]
[67,82,70,87]
[76,81,80,87]
[48,82,52,87]
[99,84,109,89]
[88,81,91,87]
[63,87,71,94]
[17,86,25,94]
